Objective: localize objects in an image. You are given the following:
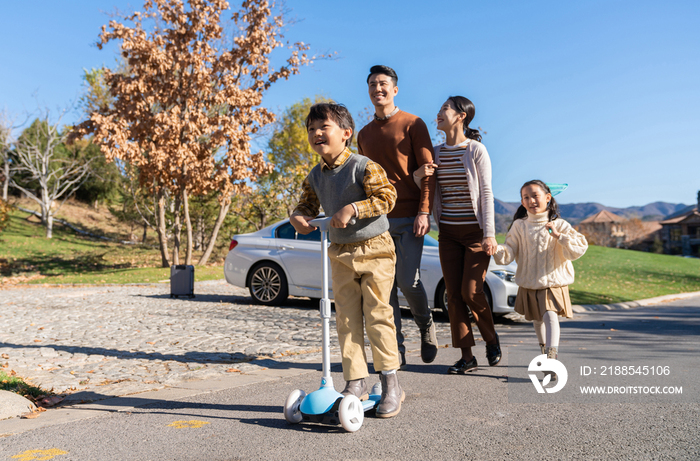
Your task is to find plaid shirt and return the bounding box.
[293,148,396,219]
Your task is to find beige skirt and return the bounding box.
[515,286,573,321]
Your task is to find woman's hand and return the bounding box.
[415,162,437,179]
[545,222,560,239]
[482,237,498,256]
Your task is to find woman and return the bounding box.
[414,96,501,373]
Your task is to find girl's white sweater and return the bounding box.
[494,211,588,290]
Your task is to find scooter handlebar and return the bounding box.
[309,216,356,231]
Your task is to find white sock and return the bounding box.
[533,320,545,346]
[543,311,560,348]
[381,369,397,375]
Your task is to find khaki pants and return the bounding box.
[329,231,400,381]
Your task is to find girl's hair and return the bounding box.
[305,102,355,147]
[448,96,481,142]
[511,180,560,224]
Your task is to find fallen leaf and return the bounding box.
[226,368,241,373]
[1,354,8,359]
[607,336,612,339]
[34,339,41,343]
[610,328,617,331]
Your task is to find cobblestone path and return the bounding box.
[0,280,450,402]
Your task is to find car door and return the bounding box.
[274,222,325,295]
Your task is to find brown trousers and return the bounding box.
[438,223,498,348]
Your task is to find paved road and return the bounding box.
[1,283,698,460]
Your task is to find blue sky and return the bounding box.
[1,1,698,208]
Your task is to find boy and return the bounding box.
[290,102,404,418]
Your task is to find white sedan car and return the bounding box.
[224,218,519,318]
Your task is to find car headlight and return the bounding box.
[491,270,516,283]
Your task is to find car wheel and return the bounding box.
[437,280,493,321]
[436,281,449,320]
[484,283,494,315]
[248,262,289,305]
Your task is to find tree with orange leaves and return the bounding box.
[71,0,322,266]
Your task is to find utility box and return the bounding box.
[170,265,195,298]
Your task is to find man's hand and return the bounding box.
[290,214,317,234]
[413,214,430,237]
[331,204,356,229]
[482,237,498,256]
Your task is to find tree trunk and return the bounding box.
[1,160,8,201]
[46,214,53,239]
[171,194,182,265]
[156,188,170,268]
[198,198,230,266]
[182,187,193,265]
[141,221,148,244]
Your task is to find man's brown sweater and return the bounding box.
[357,110,435,218]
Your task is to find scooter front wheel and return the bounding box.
[338,395,364,432]
[283,389,306,424]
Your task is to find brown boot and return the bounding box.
[341,378,368,401]
[544,347,558,381]
[376,372,405,418]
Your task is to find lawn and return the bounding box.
[0,211,226,286]
[3,212,700,303]
[428,230,700,305]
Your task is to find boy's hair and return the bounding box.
[305,103,355,147]
[367,65,398,86]
[511,180,560,226]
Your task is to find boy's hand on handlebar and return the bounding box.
[290,214,317,234]
[331,204,356,228]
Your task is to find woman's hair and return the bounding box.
[448,96,481,142]
[305,102,355,147]
[511,179,560,224]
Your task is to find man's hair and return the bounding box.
[367,65,398,85]
[305,102,355,147]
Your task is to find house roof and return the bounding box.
[580,209,625,224]
[660,209,700,225]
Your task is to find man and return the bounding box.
[357,64,438,368]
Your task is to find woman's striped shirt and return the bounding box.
[436,144,478,225]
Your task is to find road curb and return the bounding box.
[572,290,700,313]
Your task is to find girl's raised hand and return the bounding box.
[415,162,437,179]
[545,222,560,239]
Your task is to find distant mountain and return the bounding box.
[491,200,690,231]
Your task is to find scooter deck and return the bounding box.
[362,393,381,412]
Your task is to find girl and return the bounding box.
[493,180,588,367]
[414,96,500,374]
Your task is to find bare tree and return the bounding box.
[11,112,93,238]
[0,111,18,202]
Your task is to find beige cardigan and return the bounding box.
[414,139,496,237]
[494,211,588,289]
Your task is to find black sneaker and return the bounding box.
[399,351,407,371]
[420,323,438,363]
[448,356,478,374]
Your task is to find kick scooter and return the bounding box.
[283,216,381,432]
